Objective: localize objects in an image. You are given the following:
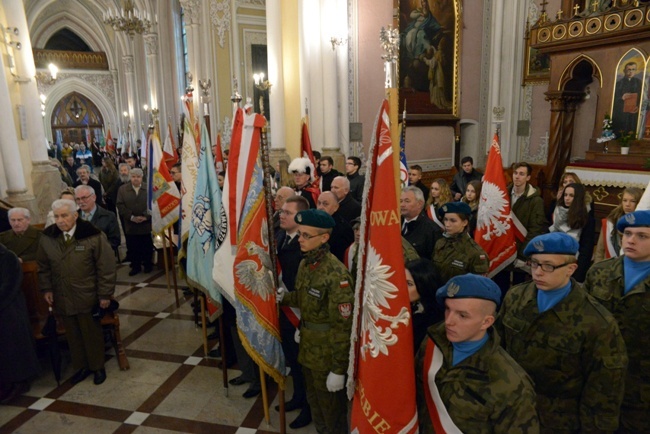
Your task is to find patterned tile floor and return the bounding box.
[0,265,317,434]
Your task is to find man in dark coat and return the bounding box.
[401,186,441,259]
[38,199,116,386]
[74,185,121,251]
[0,243,40,403]
[345,156,365,202]
[318,156,341,192]
[450,156,483,200]
[317,192,355,263]
[408,165,430,202]
[330,176,361,225]
[73,165,105,207]
[116,168,153,276]
[0,207,42,261]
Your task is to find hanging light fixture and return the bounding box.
[103,0,156,39]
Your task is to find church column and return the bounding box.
[143,33,164,123]
[180,0,203,119]
[123,55,138,135]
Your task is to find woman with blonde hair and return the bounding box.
[593,187,642,263]
[462,180,482,237]
[425,178,453,230]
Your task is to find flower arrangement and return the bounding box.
[618,130,636,148]
[596,114,615,143]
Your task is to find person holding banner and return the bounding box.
[496,232,627,433]
[279,209,353,434]
[288,157,320,209]
[415,274,539,433]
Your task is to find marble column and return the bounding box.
[123,55,138,133]
[180,0,203,119]
[144,33,165,123]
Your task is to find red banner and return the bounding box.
[301,118,316,167]
[474,133,517,276]
[348,100,418,433]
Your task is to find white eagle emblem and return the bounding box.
[533,240,544,252]
[360,243,411,360]
[234,221,275,301]
[477,181,511,240]
[625,213,635,225]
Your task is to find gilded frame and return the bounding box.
[523,41,551,84]
[398,0,461,124]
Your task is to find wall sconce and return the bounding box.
[1,25,30,83]
[330,36,348,51]
[35,63,58,84]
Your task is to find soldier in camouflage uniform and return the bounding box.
[279,209,353,434]
[583,210,650,433]
[433,202,489,284]
[415,274,539,433]
[495,233,627,433]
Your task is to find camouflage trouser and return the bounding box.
[303,367,348,434]
[618,405,650,433]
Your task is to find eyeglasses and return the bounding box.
[527,260,573,273]
[75,194,94,202]
[297,231,324,240]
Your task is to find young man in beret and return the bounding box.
[495,232,627,433]
[279,209,354,433]
[415,274,538,433]
[584,210,650,433]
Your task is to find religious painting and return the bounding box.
[398,0,460,123]
[523,44,551,84]
[610,48,646,139]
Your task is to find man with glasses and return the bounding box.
[495,232,627,433]
[74,185,120,251]
[74,165,105,207]
[279,209,354,433]
[345,156,364,202]
[584,210,650,433]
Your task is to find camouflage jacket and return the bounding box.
[495,279,627,433]
[282,244,354,374]
[433,232,489,283]
[584,257,650,431]
[415,323,539,434]
[507,183,548,260]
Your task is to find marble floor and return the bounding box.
[0,265,318,434]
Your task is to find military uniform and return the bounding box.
[495,279,627,433]
[416,323,539,434]
[0,226,42,262]
[433,232,489,283]
[584,256,650,433]
[282,243,354,434]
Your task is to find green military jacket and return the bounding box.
[495,279,627,433]
[507,183,548,260]
[433,232,489,284]
[584,257,650,432]
[415,323,539,433]
[282,244,353,374]
[0,226,42,262]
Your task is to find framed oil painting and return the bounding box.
[523,44,551,84]
[398,0,461,124]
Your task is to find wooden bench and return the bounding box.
[21,261,130,370]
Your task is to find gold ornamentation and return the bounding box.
[592,186,609,201]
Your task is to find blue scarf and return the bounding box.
[537,281,572,313]
[623,256,650,295]
[452,334,489,366]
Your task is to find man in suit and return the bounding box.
[275,194,312,429]
[330,176,361,225]
[317,191,355,263]
[0,207,41,262]
[116,168,153,276]
[74,185,121,251]
[74,165,105,207]
[401,186,441,259]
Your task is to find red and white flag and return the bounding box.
[149,124,181,235]
[347,99,418,433]
[422,340,463,434]
[163,123,179,170]
[301,117,316,167]
[474,133,517,276]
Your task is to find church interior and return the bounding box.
[2,0,650,432]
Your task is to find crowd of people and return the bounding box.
[2,145,650,434]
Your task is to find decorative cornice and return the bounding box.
[180,0,201,25]
[210,0,231,48]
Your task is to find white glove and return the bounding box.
[276,286,286,302]
[294,328,301,343]
[326,372,345,392]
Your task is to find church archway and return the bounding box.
[50,92,104,145]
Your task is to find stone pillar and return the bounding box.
[123,55,137,133]
[180,0,203,119]
[144,33,164,122]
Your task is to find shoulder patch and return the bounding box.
[338,303,352,319]
[340,280,350,288]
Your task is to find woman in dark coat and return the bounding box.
[405,258,443,352]
[0,243,39,403]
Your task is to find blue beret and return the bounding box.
[435,274,501,309]
[438,201,472,219]
[523,232,578,256]
[617,210,650,232]
[295,209,336,229]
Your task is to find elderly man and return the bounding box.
[416,274,539,433]
[401,186,441,259]
[0,208,42,261]
[495,232,627,433]
[75,185,121,251]
[37,199,116,386]
[273,186,295,236]
[584,210,650,432]
[73,165,105,207]
[117,168,153,276]
[279,209,354,434]
[317,191,354,262]
[288,157,320,208]
[330,176,361,224]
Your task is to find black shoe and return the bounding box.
[229,376,248,386]
[0,382,30,405]
[289,408,312,429]
[182,288,193,296]
[70,368,91,385]
[93,369,107,385]
[242,385,261,398]
[275,398,304,412]
[207,349,221,358]
[128,268,140,276]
